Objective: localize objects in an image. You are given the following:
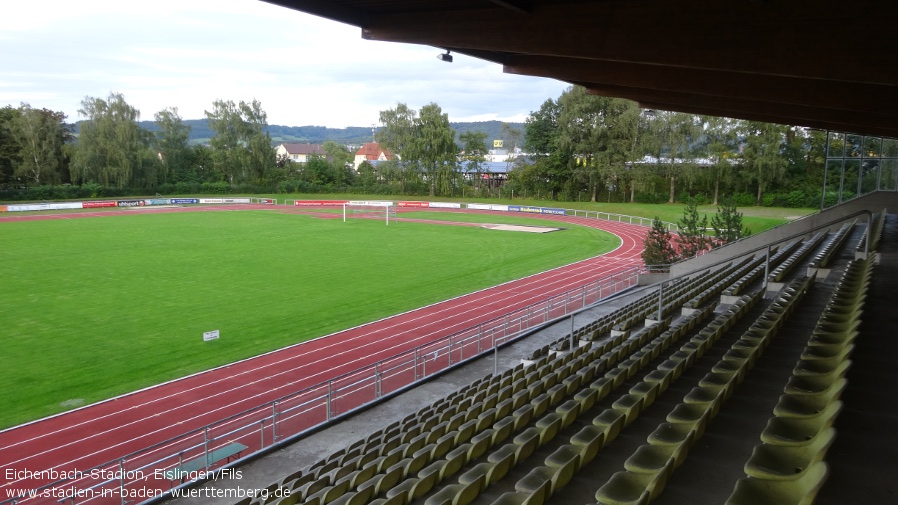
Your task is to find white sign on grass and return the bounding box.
[203,330,220,341]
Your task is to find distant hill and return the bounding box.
[124,119,525,147]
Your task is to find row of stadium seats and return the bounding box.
[254,288,740,505]
[227,216,871,505]
[855,209,886,255]
[682,254,761,309]
[594,274,813,505]
[722,242,800,297]
[725,256,872,504]
[768,231,827,283]
[809,221,856,269]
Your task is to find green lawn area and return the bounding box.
[0,209,617,428]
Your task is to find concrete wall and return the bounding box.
[670,191,897,276]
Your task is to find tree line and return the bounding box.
[516,86,837,208]
[0,87,866,206]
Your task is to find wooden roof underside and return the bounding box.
[264,0,898,137]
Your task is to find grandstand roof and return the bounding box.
[263,0,898,138]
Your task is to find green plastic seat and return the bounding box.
[760,401,842,446]
[773,379,846,418]
[570,424,605,465]
[535,413,563,445]
[595,469,668,505]
[629,381,661,408]
[725,461,828,505]
[594,409,627,444]
[784,373,845,396]
[646,422,696,448]
[745,428,835,480]
[624,444,685,473]
[612,394,645,427]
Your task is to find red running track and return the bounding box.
[0,207,646,500]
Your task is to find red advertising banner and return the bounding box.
[0,205,7,212]
[398,201,430,208]
[294,200,349,206]
[82,200,118,208]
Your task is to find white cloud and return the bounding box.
[0,0,570,127]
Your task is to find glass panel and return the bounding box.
[860,159,879,194]
[827,132,846,157]
[846,135,863,157]
[863,136,881,158]
[824,159,843,208]
[883,138,898,159]
[881,159,898,191]
[842,159,860,202]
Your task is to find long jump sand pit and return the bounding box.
[482,223,564,233]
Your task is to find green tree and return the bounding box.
[676,198,712,259]
[240,99,275,184]
[356,160,378,187]
[376,103,418,194]
[9,104,71,186]
[642,217,677,269]
[711,199,751,244]
[739,121,788,205]
[191,144,215,183]
[205,99,246,183]
[204,99,274,185]
[411,103,457,197]
[0,105,22,185]
[523,97,569,199]
[701,116,739,205]
[154,107,192,183]
[556,87,640,202]
[322,141,355,186]
[71,92,146,188]
[459,130,488,193]
[645,111,701,203]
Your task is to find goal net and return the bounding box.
[343,201,398,225]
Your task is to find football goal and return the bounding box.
[343,201,398,225]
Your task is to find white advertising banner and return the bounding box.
[203,330,220,341]
[349,200,394,207]
[429,202,462,209]
[6,202,84,212]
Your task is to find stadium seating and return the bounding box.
[223,216,886,505]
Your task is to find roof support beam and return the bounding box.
[504,55,898,119]
[362,0,898,86]
[578,83,898,138]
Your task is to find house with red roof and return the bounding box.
[354,142,396,170]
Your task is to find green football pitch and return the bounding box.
[0,209,619,428]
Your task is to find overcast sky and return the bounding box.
[0,0,570,128]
